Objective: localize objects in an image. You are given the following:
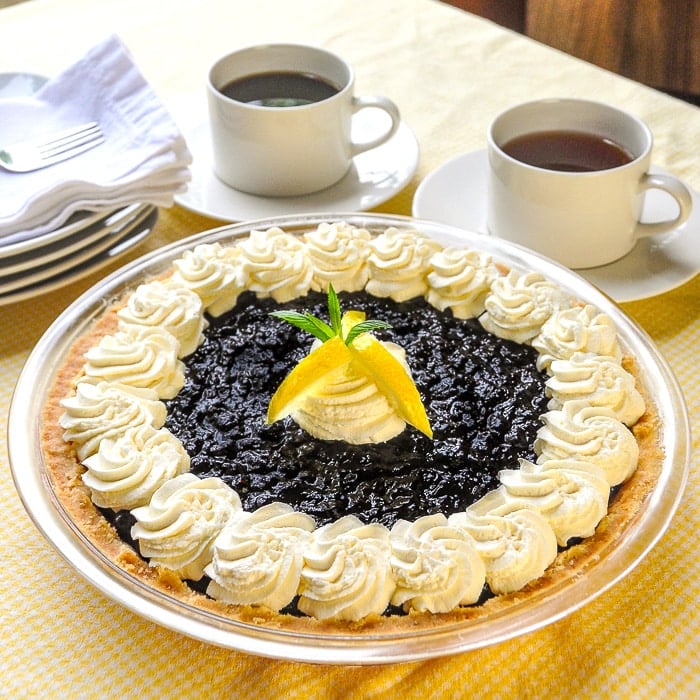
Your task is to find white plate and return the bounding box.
[412,150,700,303]
[0,204,156,289]
[0,204,151,275]
[174,112,419,221]
[0,71,47,99]
[0,209,116,254]
[0,207,157,305]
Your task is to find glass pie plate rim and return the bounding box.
[8,212,690,664]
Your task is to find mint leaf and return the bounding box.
[269,310,334,342]
[327,284,343,337]
[345,320,392,346]
[270,284,391,346]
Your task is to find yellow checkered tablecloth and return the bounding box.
[1,0,698,697]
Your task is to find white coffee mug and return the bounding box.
[486,98,692,268]
[207,43,401,197]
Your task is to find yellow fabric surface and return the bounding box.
[1,0,698,697]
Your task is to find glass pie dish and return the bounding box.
[8,213,690,664]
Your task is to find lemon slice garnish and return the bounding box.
[267,336,350,424]
[342,309,365,336]
[267,285,432,439]
[348,332,432,438]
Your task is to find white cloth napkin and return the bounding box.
[0,35,192,241]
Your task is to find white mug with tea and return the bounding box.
[207,43,401,197]
[486,98,693,268]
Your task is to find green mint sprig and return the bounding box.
[269,284,391,346]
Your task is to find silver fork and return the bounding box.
[0,122,104,173]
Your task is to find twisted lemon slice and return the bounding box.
[267,287,432,440]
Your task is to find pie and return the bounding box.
[41,221,661,633]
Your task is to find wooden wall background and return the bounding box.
[446,0,700,105]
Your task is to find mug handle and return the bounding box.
[350,96,400,156]
[635,173,693,239]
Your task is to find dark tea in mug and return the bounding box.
[501,130,634,172]
[219,70,340,107]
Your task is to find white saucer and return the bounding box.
[174,112,419,221]
[413,150,700,302]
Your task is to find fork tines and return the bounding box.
[40,122,104,160]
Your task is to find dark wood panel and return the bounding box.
[443,0,700,100]
[443,0,525,32]
[525,0,699,96]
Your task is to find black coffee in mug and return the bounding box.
[502,130,634,172]
[219,70,340,107]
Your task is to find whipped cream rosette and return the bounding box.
[298,516,395,620]
[130,473,242,581]
[427,248,499,318]
[81,425,190,509]
[305,221,372,292]
[390,514,486,613]
[535,401,639,486]
[366,226,441,301]
[205,503,315,610]
[60,381,167,462]
[238,227,314,303]
[449,506,558,594]
[117,279,207,358]
[171,242,246,316]
[81,325,185,399]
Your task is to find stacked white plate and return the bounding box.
[0,201,158,306]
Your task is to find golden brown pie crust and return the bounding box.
[40,292,663,635]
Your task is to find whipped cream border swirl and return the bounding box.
[304,221,372,293]
[171,242,245,316]
[117,279,207,358]
[427,248,499,319]
[82,425,190,510]
[298,516,395,620]
[81,325,185,399]
[365,226,441,302]
[390,514,486,612]
[480,270,568,344]
[58,222,646,620]
[130,473,242,581]
[205,503,315,610]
